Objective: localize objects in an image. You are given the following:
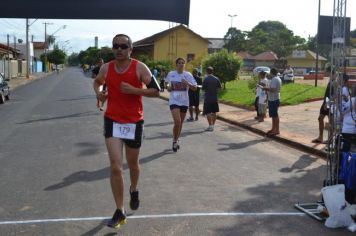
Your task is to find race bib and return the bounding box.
[113,122,136,140]
[173,92,183,101]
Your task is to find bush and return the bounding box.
[202,49,242,89]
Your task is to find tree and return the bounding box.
[46,35,56,48]
[67,52,80,66]
[351,29,356,38]
[202,49,242,89]
[246,21,305,58]
[46,46,66,65]
[223,27,247,52]
[302,35,331,59]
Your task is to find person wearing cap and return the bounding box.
[202,66,222,131]
[187,68,202,121]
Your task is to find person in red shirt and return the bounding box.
[93,34,160,229]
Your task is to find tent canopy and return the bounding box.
[0,0,190,25]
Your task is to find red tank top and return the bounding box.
[105,59,143,123]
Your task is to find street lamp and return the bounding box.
[49,25,67,40]
[228,14,237,29]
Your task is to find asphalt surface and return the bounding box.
[0,68,352,235]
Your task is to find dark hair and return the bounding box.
[113,34,132,48]
[175,57,185,64]
[343,73,349,82]
[270,68,278,76]
[206,66,214,74]
[259,71,266,76]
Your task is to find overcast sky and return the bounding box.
[0,0,355,54]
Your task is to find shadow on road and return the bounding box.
[212,154,342,235]
[44,148,172,191]
[17,111,99,124]
[218,139,269,151]
[56,94,96,102]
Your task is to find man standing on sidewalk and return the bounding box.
[93,34,160,229]
[202,66,222,131]
[263,68,282,136]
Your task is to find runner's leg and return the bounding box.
[105,138,125,210]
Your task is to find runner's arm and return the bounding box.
[120,61,159,97]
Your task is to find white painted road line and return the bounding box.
[0,212,306,225]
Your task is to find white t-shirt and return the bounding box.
[165,70,197,106]
[341,97,356,134]
[342,86,349,100]
[258,78,268,104]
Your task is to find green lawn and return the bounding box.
[219,79,326,107]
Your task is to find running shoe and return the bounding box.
[129,188,140,210]
[172,141,179,152]
[107,209,127,229]
[205,126,214,132]
[186,117,194,122]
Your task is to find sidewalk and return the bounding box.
[159,91,327,158]
[8,72,50,90]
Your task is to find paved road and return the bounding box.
[0,68,351,235]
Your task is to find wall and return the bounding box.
[154,27,208,70]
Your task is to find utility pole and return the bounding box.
[7,34,10,80]
[315,0,321,87]
[43,22,53,72]
[26,18,30,78]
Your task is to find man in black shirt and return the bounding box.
[92,58,105,111]
[187,69,203,121]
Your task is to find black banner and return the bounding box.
[318,15,351,45]
[0,0,190,25]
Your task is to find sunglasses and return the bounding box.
[112,43,129,50]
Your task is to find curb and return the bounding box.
[217,115,327,159]
[159,94,326,159]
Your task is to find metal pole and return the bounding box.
[7,34,10,80]
[26,18,30,79]
[315,0,321,87]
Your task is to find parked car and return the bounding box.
[252,66,270,76]
[0,73,10,104]
[303,70,324,80]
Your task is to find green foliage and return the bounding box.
[76,47,114,65]
[98,47,115,62]
[247,75,259,92]
[245,21,305,57]
[202,49,242,89]
[136,55,173,73]
[46,35,56,47]
[67,53,80,66]
[47,48,66,65]
[351,29,356,38]
[223,27,247,52]
[219,79,326,106]
[303,36,331,58]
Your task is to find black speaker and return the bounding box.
[318,15,351,45]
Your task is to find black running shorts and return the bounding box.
[104,116,144,149]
